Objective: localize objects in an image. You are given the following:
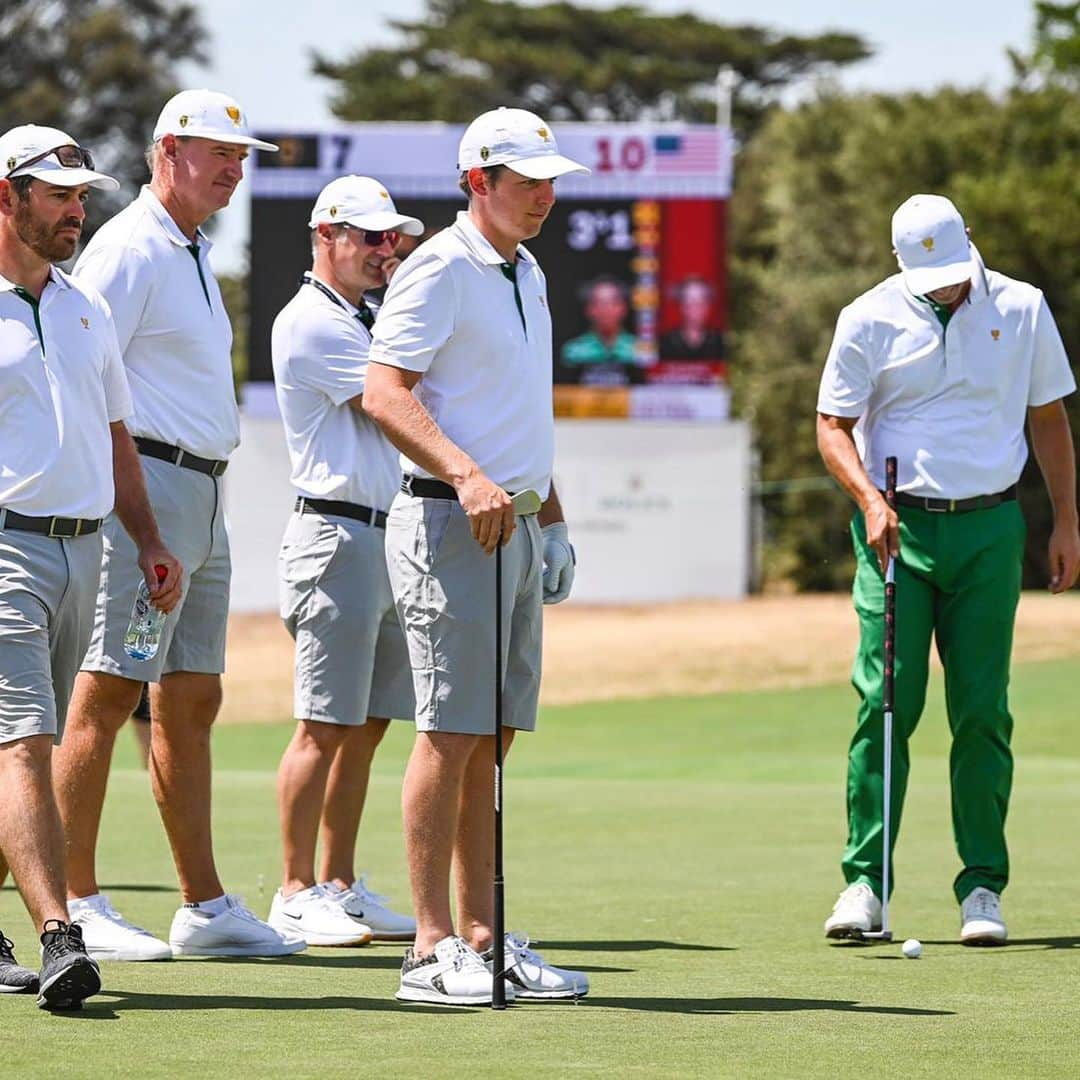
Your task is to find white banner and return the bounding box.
[227,400,749,611]
[251,122,733,200]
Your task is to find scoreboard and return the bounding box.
[249,122,733,421]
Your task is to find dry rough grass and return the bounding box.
[220,592,1080,724]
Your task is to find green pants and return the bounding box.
[843,500,1025,903]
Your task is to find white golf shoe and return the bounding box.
[488,932,589,999]
[268,885,372,947]
[169,894,307,957]
[396,935,513,1006]
[824,882,883,939]
[321,877,416,941]
[67,894,172,961]
[960,887,1007,945]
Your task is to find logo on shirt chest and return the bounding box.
[80,317,89,329]
[990,328,1001,341]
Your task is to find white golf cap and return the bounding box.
[891,194,975,295]
[458,107,589,180]
[153,89,279,152]
[308,175,424,235]
[0,125,119,191]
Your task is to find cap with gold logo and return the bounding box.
[0,124,118,191]
[308,175,424,235]
[457,107,589,180]
[891,194,975,295]
[153,89,279,152]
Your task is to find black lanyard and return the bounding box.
[303,273,374,330]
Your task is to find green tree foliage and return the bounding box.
[0,0,207,232]
[1012,2,1080,84]
[314,0,869,133]
[731,85,1080,589]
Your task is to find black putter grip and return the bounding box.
[883,456,897,714]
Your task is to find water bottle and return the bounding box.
[123,565,168,661]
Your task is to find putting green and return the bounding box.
[2,657,1077,1078]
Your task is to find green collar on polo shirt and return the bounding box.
[186,241,212,311]
[918,294,954,329]
[499,261,527,338]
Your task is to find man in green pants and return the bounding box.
[816,194,1079,944]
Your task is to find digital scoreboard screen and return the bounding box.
[250,123,732,421]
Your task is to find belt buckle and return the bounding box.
[925,498,949,513]
[47,516,77,538]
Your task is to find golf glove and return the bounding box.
[542,522,575,604]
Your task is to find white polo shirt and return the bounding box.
[74,187,239,461]
[370,211,554,498]
[272,275,401,510]
[817,252,1075,498]
[0,268,133,519]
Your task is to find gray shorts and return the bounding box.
[0,527,103,745]
[279,511,414,725]
[385,493,543,735]
[82,456,230,681]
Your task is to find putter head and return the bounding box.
[511,489,542,516]
[859,930,894,942]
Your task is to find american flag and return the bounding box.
[653,131,722,175]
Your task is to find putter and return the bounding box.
[492,488,540,1009]
[862,455,897,943]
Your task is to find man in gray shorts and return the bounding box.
[267,175,422,946]
[50,90,302,961]
[0,124,181,1007]
[365,107,588,1005]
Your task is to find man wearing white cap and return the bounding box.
[50,91,303,960]
[266,176,423,947]
[364,107,588,1005]
[0,125,182,1006]
[817,193,1079,945]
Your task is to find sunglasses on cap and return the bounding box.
[5,143,96,179]
[339,223,399,248]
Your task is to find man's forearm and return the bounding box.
[1029,400,1079,527]
[365,380,479,487]
[110,422,162,549]
[816,414,881,512]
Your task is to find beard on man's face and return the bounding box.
[14,198,80,262]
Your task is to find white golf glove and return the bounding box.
[541,522,575,605]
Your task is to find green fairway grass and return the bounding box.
[3,657,1078,1078]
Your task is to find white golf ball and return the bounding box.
[902,938,922,959]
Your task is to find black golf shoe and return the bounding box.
[37,920,101,1010]
[0,930,39,994]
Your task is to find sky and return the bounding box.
[181,0,1037,271]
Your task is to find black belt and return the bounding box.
[0,509,102,537]
[135,437,228,477]
[894,484,1017,514]
[401,476,458,501]
[295,497,387,528]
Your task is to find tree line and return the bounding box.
[4,0,1076,589]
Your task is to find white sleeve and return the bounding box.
[284,308,369,407]
[369,252,456,373]
[817,306,872,418]
[74,244,153,356]
[1027,292,1076,407]
[97,298,134,423]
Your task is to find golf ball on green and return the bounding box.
[902,938,922,959]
